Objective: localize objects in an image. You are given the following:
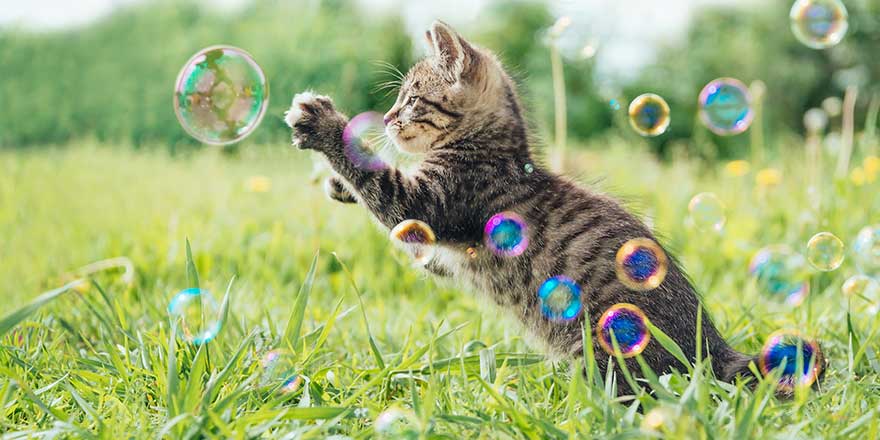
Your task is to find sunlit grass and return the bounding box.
[1,141,879,438]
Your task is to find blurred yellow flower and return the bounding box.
[73,279,90,293]
[724,160,751,177]
[755,168,782,187]
[850,167,866,186]
[863,155,879,176]
[246,175,272,193]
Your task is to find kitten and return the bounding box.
[285,20,757,394]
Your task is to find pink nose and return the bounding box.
[383,112,395,126]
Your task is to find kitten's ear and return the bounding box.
[428,20,478,82]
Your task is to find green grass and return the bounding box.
[1,141,879,438]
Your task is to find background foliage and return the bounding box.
[1,0,878,158]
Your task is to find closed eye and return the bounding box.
[407,95,419,105]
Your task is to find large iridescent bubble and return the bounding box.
[698,78,753,136]
[759,330,823,391]
[174,46,268,145]
[790,0,848,49]
[597,303,651,358]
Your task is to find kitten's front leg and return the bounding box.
[287,92,439,230]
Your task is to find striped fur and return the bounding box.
[288,20,756,394]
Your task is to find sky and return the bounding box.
[0,0,757,78]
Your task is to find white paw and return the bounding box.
[284,91,331,128]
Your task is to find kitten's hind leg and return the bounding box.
[324,176,357,204]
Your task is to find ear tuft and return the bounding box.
[429,20,466,80]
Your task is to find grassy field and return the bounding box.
[1,140,879,438]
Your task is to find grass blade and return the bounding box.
[647,321,691,373]
[332,252,385,369]
[0,279,84,337]
[185,238,200,290]
[283,251,319,352]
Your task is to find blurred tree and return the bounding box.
[0,0,877,161]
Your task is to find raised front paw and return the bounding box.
[324,176,358,204]
[284,91,347,151]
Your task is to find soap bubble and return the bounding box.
[484,212,529,257]
[259,349,303,394]
[174,46,268,145]
[790,0,848,49]
[759,330,823,391]
[688,192,726,232]
[168,288,222,344]
[343,112,388,171]
[537,276,582,321]
[698,78,753,136]
[749,246,810,306]
[842,274,879,301]
[628,93,671,137]
[853,225,880,275]
[390,220,437,266]
[615,238,669,291]
[806,232,845,271]
[597,303,651,358]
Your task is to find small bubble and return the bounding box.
[698,78,754,136]
[628,93,671,137]
[759,330,823,391]
[749,245,810,306]
[790,0,848,49]
[484,212,529,257]
[615,238,669,291]
[688,192,726,232]
[597,303,651,358]
[842,274,879,300]
[609,99,621,111]
[853,225,880,275]
[537,276,582,321]
[390,220,437,266]
[524,163,535,174]
[168,288,222,344]
[343,112,388,171]
[806,232,845,271]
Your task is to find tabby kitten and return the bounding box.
[286,20,755,394]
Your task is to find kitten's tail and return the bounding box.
[718,347,828,390]
[719,350,759,383]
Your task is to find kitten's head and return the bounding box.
[384,21,518,153]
